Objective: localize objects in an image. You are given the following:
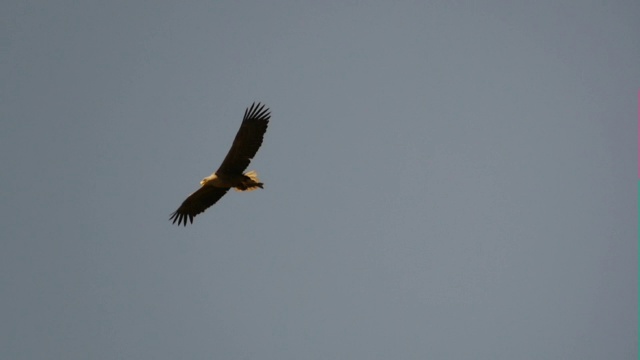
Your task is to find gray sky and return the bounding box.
[2,1,638,359]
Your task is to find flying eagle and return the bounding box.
[170,102,270,226]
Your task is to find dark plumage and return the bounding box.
[170,103,270,226]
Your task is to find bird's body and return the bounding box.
[170,103,270,226]
[200,170,263,191]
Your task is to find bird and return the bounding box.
[170,102,270,226]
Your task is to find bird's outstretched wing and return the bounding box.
[216,102,270,175]
[169,186,230,226]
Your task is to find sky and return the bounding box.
[1,0,638,359]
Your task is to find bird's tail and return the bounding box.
[235,170,263,192]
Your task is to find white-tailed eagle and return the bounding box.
[170,102,270,226]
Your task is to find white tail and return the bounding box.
[234,170,263,192]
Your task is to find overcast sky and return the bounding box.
[2,1,638,359]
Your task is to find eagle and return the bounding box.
[170,102,270,226]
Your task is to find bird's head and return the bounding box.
[200,174,217,186]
